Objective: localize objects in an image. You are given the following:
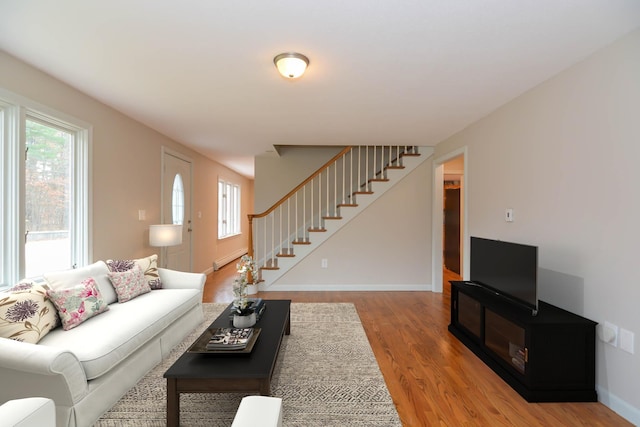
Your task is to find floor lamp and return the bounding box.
[149,224,183,268]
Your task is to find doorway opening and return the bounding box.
[432,147,467,293]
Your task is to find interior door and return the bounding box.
[444,187,461,274]
[162,151,192,272]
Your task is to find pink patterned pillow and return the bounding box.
[46,278,109,331]
[106,255,162,289]
[107,265,151,303]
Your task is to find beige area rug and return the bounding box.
[96,302,402,426]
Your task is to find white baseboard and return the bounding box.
[261,283,433,292]
[214,248,247,271]
[596,386,639,425]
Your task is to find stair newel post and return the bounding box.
[248,213,254,264]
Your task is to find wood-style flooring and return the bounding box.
[202,262,630,426]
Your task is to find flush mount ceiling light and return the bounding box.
[273,52,309,79]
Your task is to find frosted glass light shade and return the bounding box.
[274,52,309,79]
[149,224,182,247]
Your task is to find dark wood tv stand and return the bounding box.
[449,281,597,402]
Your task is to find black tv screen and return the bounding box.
[470,237,538,313]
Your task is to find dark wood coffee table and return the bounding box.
[164,300,291,427]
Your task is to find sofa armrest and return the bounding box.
[0,338,88,406]
[231,396,283,427]
[0,398,55,427]
[158,268,206,291]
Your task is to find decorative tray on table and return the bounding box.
[187,327,261,355]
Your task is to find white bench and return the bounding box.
[231,396,283,427]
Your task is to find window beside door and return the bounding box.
[218,179,241,239]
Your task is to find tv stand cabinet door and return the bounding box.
[457,292,482,339]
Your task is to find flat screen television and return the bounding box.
[469,237,538,315]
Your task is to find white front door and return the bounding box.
[162,149,192,272]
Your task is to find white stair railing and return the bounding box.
[248,146,419,278]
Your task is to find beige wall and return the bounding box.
[434,29,640,422]
[254,146,344,212]
[0,50,253,274]
[275,159,433,288]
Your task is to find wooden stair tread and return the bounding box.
[385,165,405,170]
[400,152,420,157]
[276,253,295,257]
[353,191,373,195]
[260,266,279,271]
[323,216,342,220]
[292,240,311,245]
[368,178,389,183]
[337,203,358,207]
[308,227,327,232]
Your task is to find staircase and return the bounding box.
[248,145,431,289]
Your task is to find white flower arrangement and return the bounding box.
[232,255,259,315]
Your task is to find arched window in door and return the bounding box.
[172,174,184,225]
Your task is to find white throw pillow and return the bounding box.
[43,261,117,304]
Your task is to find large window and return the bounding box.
[218,178,241,239]
[1,90,90,288]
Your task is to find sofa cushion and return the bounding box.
[37,288,201,380]
[46,278,110,331]
[44,261,117,304]
[106,254,162,289]
[108,265,151,303]
[0,283,59,343]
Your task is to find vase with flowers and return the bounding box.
[232,255,259,328]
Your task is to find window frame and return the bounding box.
[0,88,91,288]
[218,178,241,239]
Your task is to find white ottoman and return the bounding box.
[231,396,283,427]
[0,397,55,427]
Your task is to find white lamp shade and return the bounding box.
[149,224,183,247]
[274,53,309,79]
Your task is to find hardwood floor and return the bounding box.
[203,262,630,426]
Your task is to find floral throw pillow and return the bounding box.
[106,254,162,289]
[0,282,59,343]
[107,265,151,303]
[46,278,109,331]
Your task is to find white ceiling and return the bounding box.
[1,1,639,178]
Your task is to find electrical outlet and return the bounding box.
[600,322,619,347]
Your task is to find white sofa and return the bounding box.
[0,261,205,427]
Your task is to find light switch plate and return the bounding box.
[505,208,514,222]
[620,328,634,354]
